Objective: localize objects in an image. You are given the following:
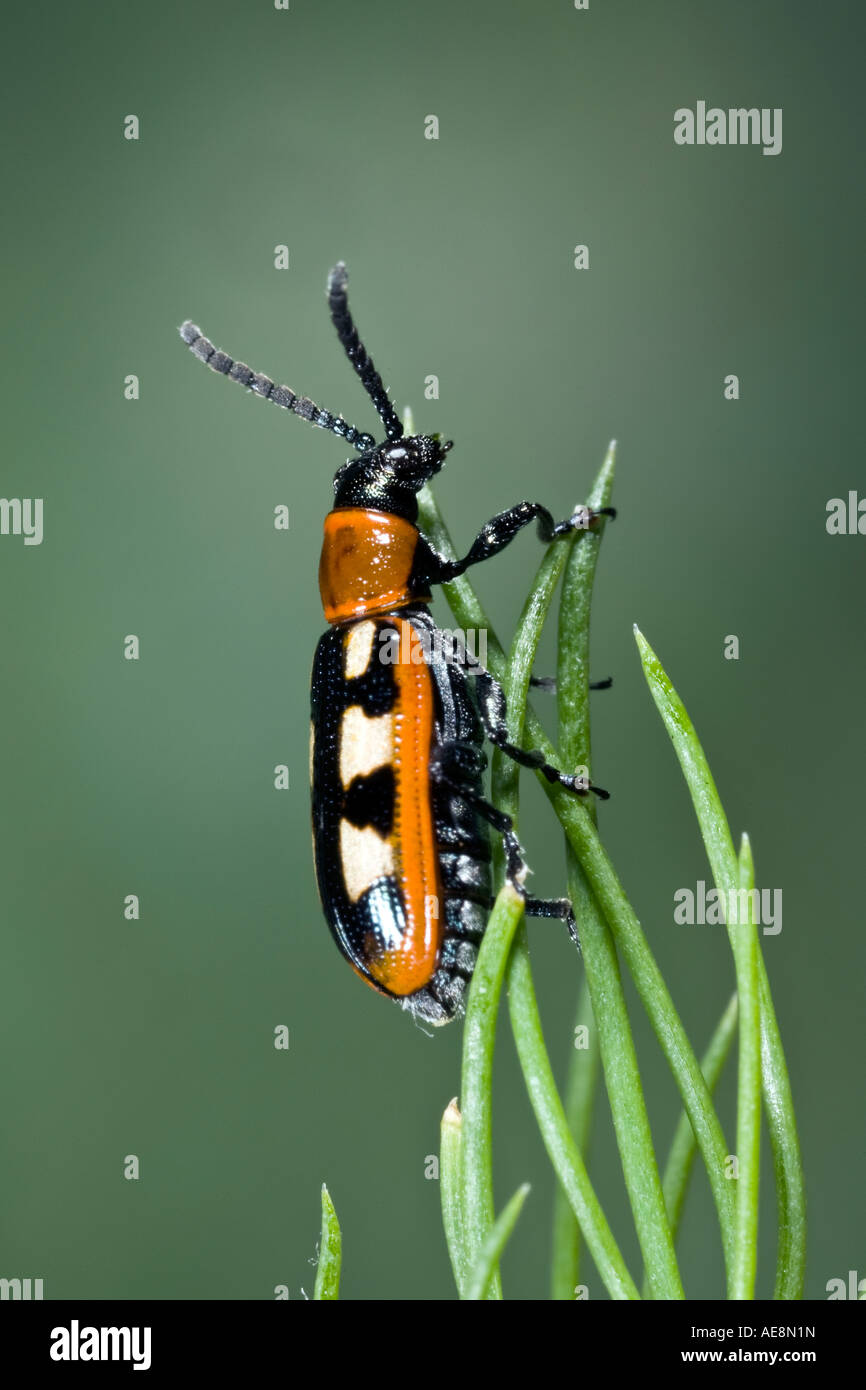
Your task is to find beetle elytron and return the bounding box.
[179,264,614,1023]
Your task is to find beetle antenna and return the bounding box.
[178,321,376,454]
[327,262,403,442]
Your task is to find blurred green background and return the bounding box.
[1,0,862,1300]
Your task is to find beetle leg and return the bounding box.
[523,895,580,948]
[431,738,487,782]
[431,744,525,876]
[460,663,610,800]
[415,501,616,586]
[431,753,580,946]
[530,675,613,692]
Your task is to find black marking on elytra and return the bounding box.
[343,765,395,837]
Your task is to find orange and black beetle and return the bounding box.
[179,264,613,1023]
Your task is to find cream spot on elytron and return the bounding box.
[343,620,377,678]
[340,820,394,903]
[339,706,393,789]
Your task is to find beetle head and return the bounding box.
[332,435,453,521]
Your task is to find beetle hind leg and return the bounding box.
[524,894,580,949]
[530,675,613,693]
[432,754,578,948]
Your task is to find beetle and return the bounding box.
[179,263,614,1024]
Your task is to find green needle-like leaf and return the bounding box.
[758,957,807,1299]
[507,931,640,1299]
[663,992,740,1240]
[313,1185,341,1301]
[440,1098,468,1296]
[551,450,613,1299]
[464,1184,532,1301]
[634,627,803,1300]
[732,833,761,1299]
[459,883,527,1299]
[535,770,736,1282]
[551,973,599,1299]
[643,991,739,1297]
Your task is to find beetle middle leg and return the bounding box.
[458,662,610,800]
[431,743,579,945]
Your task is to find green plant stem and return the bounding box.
[464,1184,531,1301]
[417,484,736,1283]
[313,1185,341,1300]
[459,882,527,1299]
[733,833,761,1299]
[565,842,686,1299]
[440,1098,468,1296]
[550,443,612,1298]
[663,992,740,1239]
[551,973,599,1299]
[757,956,807,1299]
[507,930,640,1299]
[460,518,579,1300]
[642,991,739,1297]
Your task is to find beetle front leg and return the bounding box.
[415,500,616,586]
